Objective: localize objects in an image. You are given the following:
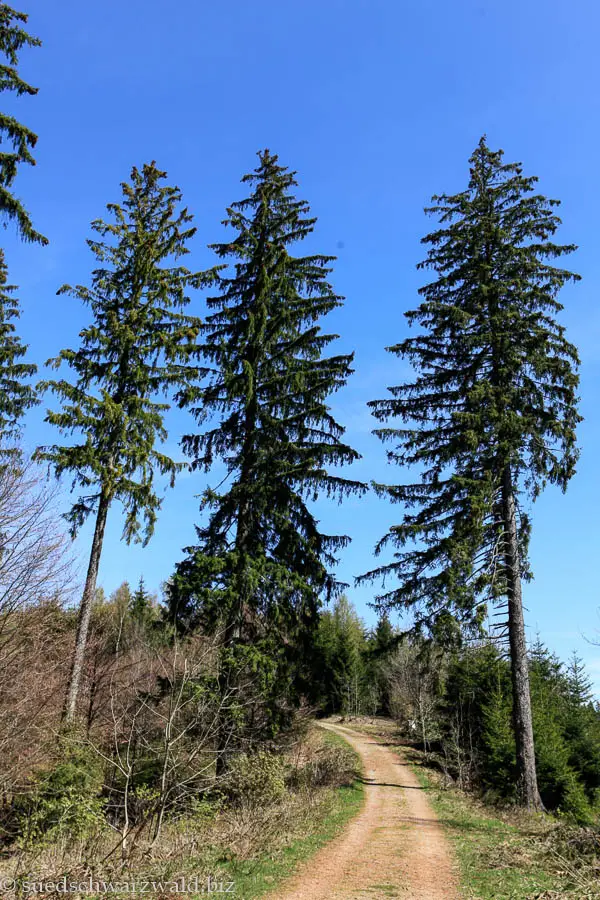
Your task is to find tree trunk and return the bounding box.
[62,492,110,724]
[501,465,543,810]
[215,382,259,776]
[215,507,250,777]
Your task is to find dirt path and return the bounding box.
[272,722,460,900]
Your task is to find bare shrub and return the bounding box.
[0,455,76,795]
[77,631,231,859]
[384,642,442,753]
[287,741,358,790]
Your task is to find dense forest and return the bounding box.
[0,4,599,897]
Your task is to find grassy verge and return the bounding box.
[348,718,599,900]
[411,765,564,899]
[3,727,365,900]
[218,727,364,899]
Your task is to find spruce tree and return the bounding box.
[0,5,45,451]
[168,150,365,739]
[563,652,600,806]
[371,614,395,655]
[0,3,46,243]
[129,575,154,626]
[36,162,215,723]
[566,652,594,706]
[332,595,367,715]
[361,137,581,809]
[0,248,36,448]
[366,614,397,714]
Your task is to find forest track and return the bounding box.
[271,721,459,900]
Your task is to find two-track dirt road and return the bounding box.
[272,722,459,900]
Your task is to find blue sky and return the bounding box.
[4,0,600,691]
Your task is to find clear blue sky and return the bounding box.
[4,0,600,690]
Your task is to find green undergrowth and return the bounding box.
[412,765,564,899]
[350,719,600,900]
[2,727,365,900]
[225,727,364,899]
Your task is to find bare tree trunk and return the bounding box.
[501,465,542,810]
[62,492,110,724]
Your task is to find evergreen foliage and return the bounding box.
[365,614,398,715]
[0,4,44,452]
[371,614,396,655]
[436,641,600,819]
[37,162,214,544]
[168,150,365,731]
[361,136,580,627]
[314,595,368,715]
[0,248,36,448]
[311,598,398,717]
[36,162,215,720]
[0,3,46,244]
[567,651,595,706]
[0,11,597,865]
[361,136,581,806]
[129,575,154,626]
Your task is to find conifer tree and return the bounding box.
[36,162,215,723]
[566,652,594,706]
[129,575,154,626]
[371,614,395,656]
[168,150,365,737]
[361,137,581,809]
[0,5,45,452]
[0,249,36,448]
[331,595,367,715]
[0,3,46,244]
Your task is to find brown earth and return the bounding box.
[271,721,460,900]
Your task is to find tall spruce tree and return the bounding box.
[168,150,365,739]
[36,162,215,722]
[0,3,46,244]
[0,249,36,448]
[0,5,45,452]
[361,137,581,809]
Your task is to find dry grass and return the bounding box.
[0,724,363,899]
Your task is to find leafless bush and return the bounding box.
[0,454,77,794]
[287,741,358,791]
[78,630,236,859]
[384,642,442,753]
